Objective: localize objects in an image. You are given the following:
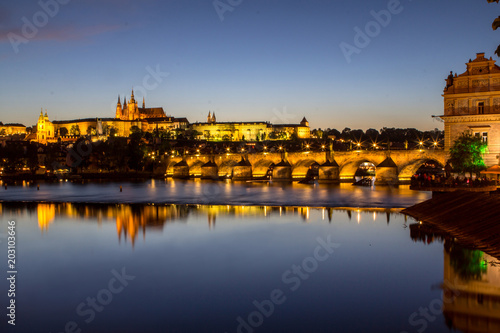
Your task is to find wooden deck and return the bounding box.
[402,191,500,259]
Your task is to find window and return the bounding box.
[478,102,485,114]
[482,132,488,144]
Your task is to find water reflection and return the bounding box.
[2,203,496,332]
[410,222,500,333]
[2,203,401,246]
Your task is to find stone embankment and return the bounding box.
[402,190,500,259]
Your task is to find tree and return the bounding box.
[488,0,500,56]
[87,126,96,136]
[448,132,487,177]
[108,126,118,137]
[70,125,81,136]
[130,126,142,134]
[59,127,69,136]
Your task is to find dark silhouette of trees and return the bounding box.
[487,0,500,56]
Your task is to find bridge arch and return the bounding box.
[398,158,445,181]
[218,160,238,178]
[252,159,275,178]
[188,160,205,177]
[340,158,379,180]
[166,160,180,176]
[292,159,320,179]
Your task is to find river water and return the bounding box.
[0,179,430,207]
[0,181,497,333]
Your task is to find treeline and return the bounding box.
[312,127,444,148]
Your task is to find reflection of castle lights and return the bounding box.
[37,204,56,231]
[357,210,361,224]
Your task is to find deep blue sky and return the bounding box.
[0,0,498,130]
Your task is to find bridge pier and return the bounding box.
[201,161,219,180]
[173,160,190,179]
[374,157,398,185]
[233,157,253,181]
[272,160,292,181]
[318,159,340,183]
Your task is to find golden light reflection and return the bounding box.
[18,203,402,245]
[37,203,56,232]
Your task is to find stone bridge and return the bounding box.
[164,149,447,184]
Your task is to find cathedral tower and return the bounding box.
[116,95,122,119]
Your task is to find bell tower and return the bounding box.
[116,95,122,119]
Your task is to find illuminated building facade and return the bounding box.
[33,91,189,143]
[0,123,26,136]
[115,90,167,121]
[191,113,310,141]
[441,53,500,166]
[32,92,310,144]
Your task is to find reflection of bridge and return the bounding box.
[166,150,446,184]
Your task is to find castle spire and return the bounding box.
[142,97,145,109]
[117,95,121,105]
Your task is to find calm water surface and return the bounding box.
[1,182,498,333]
[0,179,430,207]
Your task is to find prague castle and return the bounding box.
[34,90,189,144]
[115,90,166,120]
[191,112,310,141]
[30,89,310,144]
[440,52,500,166]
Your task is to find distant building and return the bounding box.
[191,112,310,141]
[115,90,167,120]
[440,52,500,166]
[31,92,309,144]
[0,122,26,136]
[36,110,55,144]
[33,91,189,144]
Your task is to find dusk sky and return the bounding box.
[0,0,498,130]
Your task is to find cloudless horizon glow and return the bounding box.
[0,0,497,130]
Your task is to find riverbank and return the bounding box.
[402,190,500,259]
[0,171,164,183]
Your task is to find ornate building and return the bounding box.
[36,109,55,144]
[440,53,500,166]
[33,91,189,144]
[115,90,166,120]
[191,112,310,141]
[0,123,26,136]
